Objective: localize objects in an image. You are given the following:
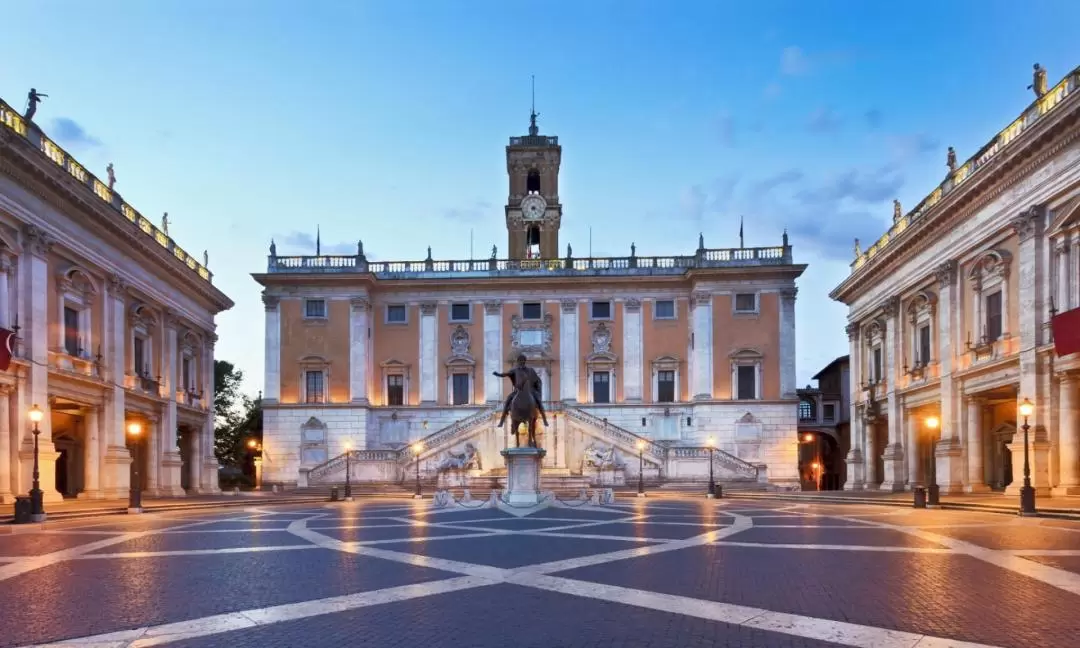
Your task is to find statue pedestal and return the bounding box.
[501,447,546,506]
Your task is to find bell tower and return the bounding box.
[506,85,562,260]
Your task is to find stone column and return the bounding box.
[158,313,183,496]
[20,226,61,503]
[933,260,964,493]
[199,335,219,493]
[79,407,103,499]
[1008,207,1051,495]
[99,276,130,498]
[879,297,902,490]
[1054,372,1080,495]
[263,295,281,403]
[0,386,11,503]
[906,413,922,486]
[690,292,712,400]
[145,417,160,494]
[559,299,578,403]
[483,301,503,403]
[843,323,865,490]
[778,286,797,398]
[349,297,370,404]
[622,298,643,402]
[419,302,437,404]
[965,396,989,493]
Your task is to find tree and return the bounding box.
[213,360,247,466]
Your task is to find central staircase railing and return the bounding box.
[308,449,401,483]
[671,447,759,480]
[561,407,668,463]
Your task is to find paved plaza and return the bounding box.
[2,498,1080,647]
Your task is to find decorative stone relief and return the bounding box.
[560,298,577,313]
[690,292,711,308]
[484,300,502,315]
[510,312,553,357]
[906,291,937,323]
[163,309,180,330]
[583,442,625,469]
[108,273,128,294]
[624,298,642,312]
[419,302,437,316]
[591,322,612,354]
[967,249,1012,290]
[845,323,860,341]
[435,443,481,472]
[262,294,280,310]
[880,296,901,318]
[350,297,371,311]
[449,325,471,356]
[1010,204,1046,243]
[935,260,957,287]
[129,303,158,328]
[23,224,53,258]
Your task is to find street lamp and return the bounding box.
[925,416,940,506]
[1018,398,1036,515]
[127,421,143,513]
[811,461,822,491]
[706,436,716,498]
[636,440,646,497]
[27,405,45,522]
[412,442,423,499]
[343,439,353,501]
[247,439,263,491]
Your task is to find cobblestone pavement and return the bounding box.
[3,498,1080,647]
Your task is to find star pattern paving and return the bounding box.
[2,498,1080,647]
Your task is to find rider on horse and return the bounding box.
[493,354,549,427]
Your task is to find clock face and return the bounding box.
[521,195,546,220]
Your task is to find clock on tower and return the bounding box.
[505,109,562,260]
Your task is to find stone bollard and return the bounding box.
[913,486,927,509]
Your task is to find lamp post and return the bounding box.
[706,436,716,498]
[811,462,822,491]
[412,442,423,499]
[28,405,45,522]
[343,439,353,501]
[636,440,646,497]
[925,416,940,506]
[127,421,143,513]
[1018,398,1036,515]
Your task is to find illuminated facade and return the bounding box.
[0,100,234,504]
[831,67,1080,496]
[253,116,806,491]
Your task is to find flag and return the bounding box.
[0,328,15,371]
[1052,307,1080,357]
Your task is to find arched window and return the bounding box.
[527,225,541,259]
[526,169,541,194]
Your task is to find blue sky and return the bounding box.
[4,1,1079,396]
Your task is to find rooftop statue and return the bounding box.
[24,88,47,121]
[1028,63,1047,98]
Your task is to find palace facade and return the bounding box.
[0,100,233,504]
[830,66,1080,496]
[253,116,806,491]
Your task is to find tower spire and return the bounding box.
[529,75,539,136]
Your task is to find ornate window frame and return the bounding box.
[586,321,618,404]
[967,249,1012,344]
[299,354,330,404]
[178,329,202,401]
[381,358,411,406]
[650,355,681,403]
[906,291,937,372]
[864,319,885,384]
[729,348,763,400]
[129,303,158,377]
[300,416,328,466]
[445,325,475,406]
[55,266,97,359]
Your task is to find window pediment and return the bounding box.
[651,355,681,370]
[1049,195,1080,235]
[907,290,937,322]
[729,348,763,361]
[299,354,330,367]
[56,266,98,303]
[586,351,618,366]
[129,303,158,328]
[968,249,1012,289]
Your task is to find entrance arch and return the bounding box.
[989,423,1015,490]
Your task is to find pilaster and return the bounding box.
[778,286,797,398]
[905,411,922,487]
[349,297,370,404]
[878,295,901,489]
[622,298,643,402]
[559,299,578,402]
[419,302,437,404]
[1053,372,1080,495]
[934,260,964,493]
[483,301,503,403]
[963,396,990,493]
[844,323,865,490]
[78,407,105,499]
[199,334,219,494]
[262,295,281,403]
[690,292,712,400]
[0,386,11,503]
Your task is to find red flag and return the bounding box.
[0,328,14,371]
[1052,307,1080,357]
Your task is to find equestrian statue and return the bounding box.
[493,354,548,448]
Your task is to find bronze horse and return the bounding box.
[493,357,548,448]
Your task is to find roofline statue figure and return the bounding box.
[25,88,48,122]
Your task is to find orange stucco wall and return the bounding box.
[641,298,690,401]
[437,302,486,404]
[371,301,420,405]
[712,292,780,400]
[279,299,351,403]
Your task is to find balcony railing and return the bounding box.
[267,245,794,277]
[0,99,213,284]
[849,66,1080,276]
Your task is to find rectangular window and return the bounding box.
[133,337,146,374]
[305,371,325,403]
[450,303,471,322]
[734,293,757,312]
[451,373,469,405]
[182,357,192,391]
[799,400,814,420]
[387,374,404,406]
[918,324,932,364]
[590,301,611,319]
[304,299,327,318]
[872,347,882,382]
[64,306,80,356]
[657,370,675,402]
[386,305,407,323]
[654,300,675,319]
[824,404,836,421]
[592,371,611,403]
[737,365,757,399]
[522,302,542,320]
[985,290,1003,341]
